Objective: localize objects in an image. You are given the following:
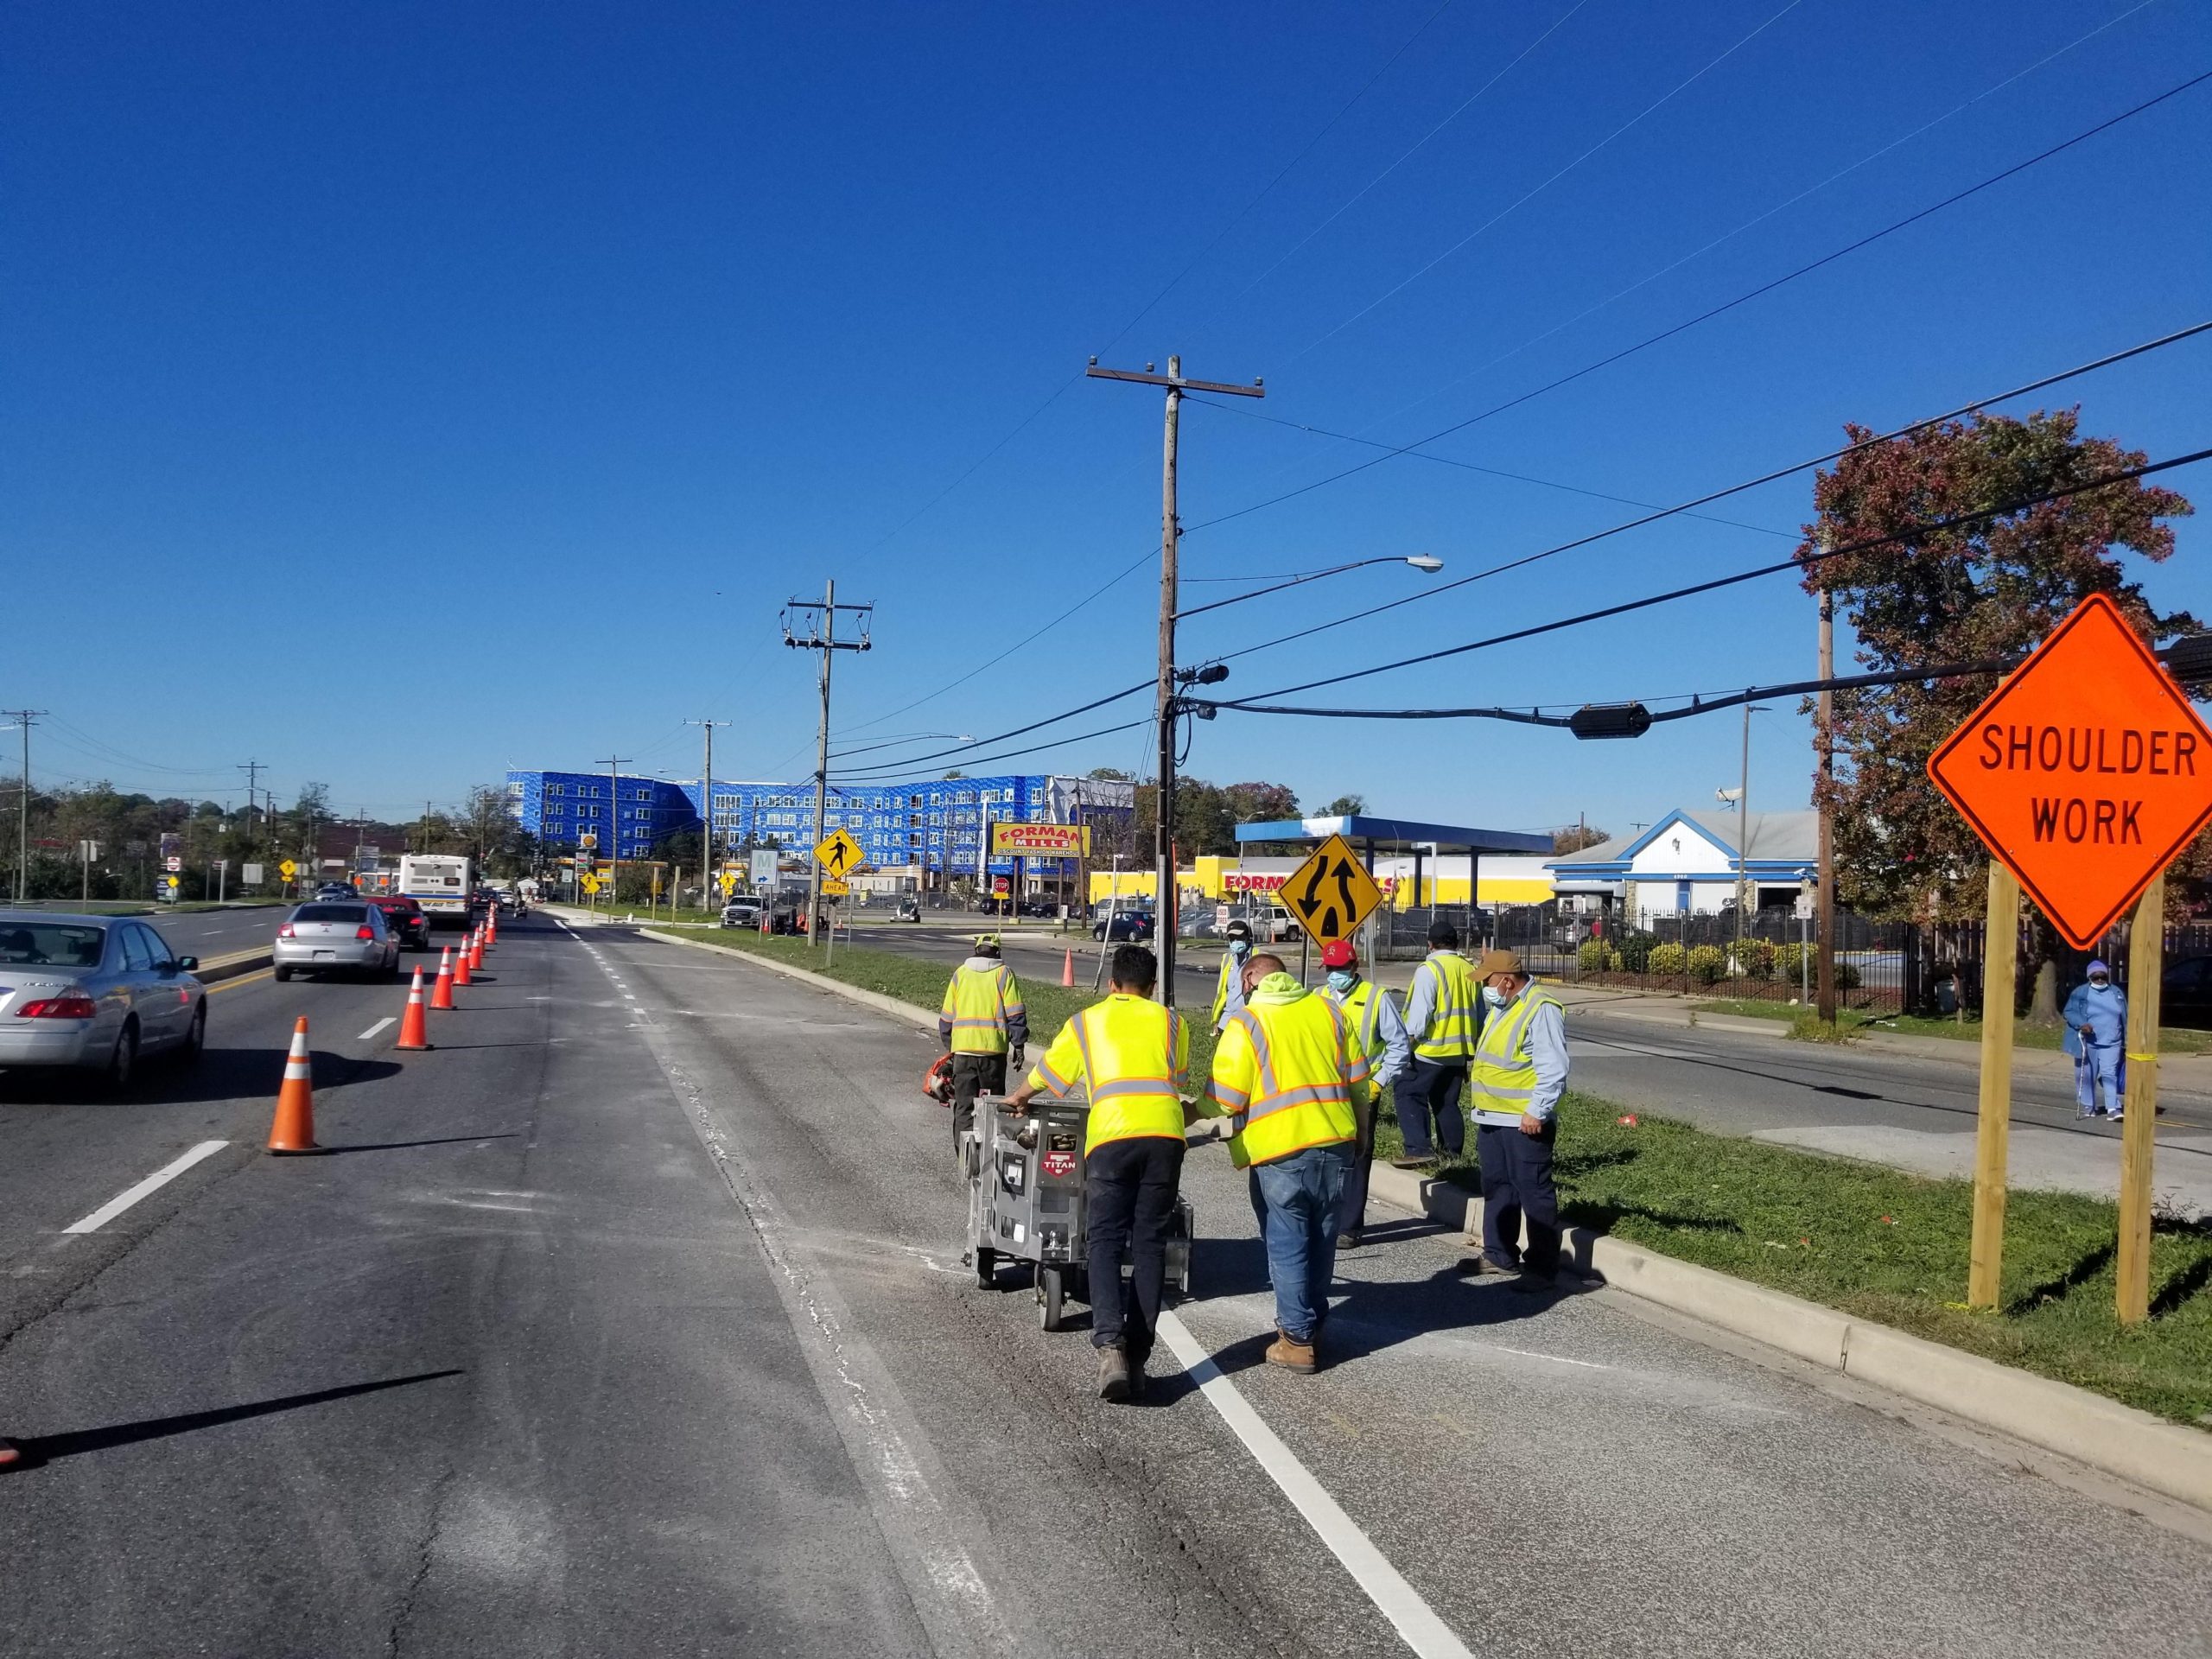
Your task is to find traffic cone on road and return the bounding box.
[467,929,485,971]
[453,939,474,987]
[1061,950,1075,988]
[267,1016,320,1154]
[396,966,432,1051]
[485,912,497,947]
[0,1438,20,1471]
[430,947,456,1009]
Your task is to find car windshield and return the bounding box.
[0,923,106,968]
[294,904,368,923]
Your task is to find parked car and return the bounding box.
[894,897,922,923]
[2161,957,2212,1028]
[1265,904,1303,944]
[273,900,401,982]
[720,901,762,929]
[315,881,357,900]
[0,912,206,1087]
[1093,908,1156,942]
[367,895,431,950]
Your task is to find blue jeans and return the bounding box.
[1248,1144,1354,1343]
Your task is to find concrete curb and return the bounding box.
[1365,1163,2212,1514]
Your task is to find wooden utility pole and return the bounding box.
[1967,861,2021,1308]
[689,717,728,902]
[784,582,873,944]
[1085,354,1263,1005]
[5,711,45,904]
[1815,588,1837,1025]
[2117,874,2165,1324]
[596,754,631,916]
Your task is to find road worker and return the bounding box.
[938,934,1027,1156]
[1393,918,1481,1166]
[2063,959,2127,1120]
[1319,938,1410,1249]
[1007,943,1192,1402]
[1210,917,1255,1033]
[1466,948,1568,1291]
[1201,951,1367,1374]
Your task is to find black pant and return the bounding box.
[950,1053,1007,1148]
[1396,1059,1466,1158]
[1336,1084,1383,1240]
[1478,1121,1560,1278]
[1084,1136,1185,1359]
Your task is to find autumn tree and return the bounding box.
[1799,408,2194,1009]
[1554,823,1611,855]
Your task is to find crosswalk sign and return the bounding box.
[1281,834,1384,944]
[814,828,862,877]
[720,872,738,896]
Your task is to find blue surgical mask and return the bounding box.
[1326,969,1357,994]
[1482,985,1510,1010]
[1230,939,1249,957]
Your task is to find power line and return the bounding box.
[1193,318,2212,666]
[1210,443,2212,708]
[1185,67,2212,537]
[1289,0,1807,364]
[831,679,1153,779]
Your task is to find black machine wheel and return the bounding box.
[973,1247,995,1288]
[1038,1266,1065,1332]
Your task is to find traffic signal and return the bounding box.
[1568,702,1652,740]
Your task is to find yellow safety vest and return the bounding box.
[1466,985,1562,1120]
[1206,988,1364,1170]
[1328,978,1389,1071]
[1411,950,1480,1062]
[1211,953,1243,1028]
[1027,994,1190,1155]
[942,962,1023,1055]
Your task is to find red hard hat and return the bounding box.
[1319,939,1357,969]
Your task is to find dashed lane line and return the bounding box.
[358,1016,396,1042]
[60,1141,231,1235]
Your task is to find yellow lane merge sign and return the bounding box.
[278,859,298,881]
[815,828,862,876]
[1282,833,1384,944]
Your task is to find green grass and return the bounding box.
[1382,1093,2212,1427]
[1693,996,2212,1055]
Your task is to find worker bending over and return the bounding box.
[1008,944,1191,1402]
[939,934,1027,1156]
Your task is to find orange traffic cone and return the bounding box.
[396,966,432,1051]
[268,1016,320,1154]
[1061,950,1075,988]
[485,913,497,947]
[453,939,474,987]
[430,947,455,1009]
[467,930,485,971]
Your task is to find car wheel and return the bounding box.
[274,964,293,982]
[178,1003,206,1066]
[103,1021,138,1093]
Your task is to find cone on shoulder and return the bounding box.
[396,965,432,1051]
[1061,949,1075,988]
[267,1015,320,1154]
[431,946,456,1008]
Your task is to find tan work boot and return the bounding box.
[1265,1332,1318,1374]
[1096,1345,1132,1402]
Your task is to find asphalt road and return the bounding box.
[5,912,2211,1656]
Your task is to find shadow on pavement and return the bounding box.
[0,1050,403,1107]
[314,1133,520,1154]
[0,1369,464,1471]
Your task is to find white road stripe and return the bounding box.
[1154,1310,1476,1659]
[357,1016,396,1041]
[61,1141,231,1235]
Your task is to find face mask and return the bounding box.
[1326,969,1357,994]
[2090,976,2109,989]
[1230,940,1249,957]
[1482,985,1510,1009]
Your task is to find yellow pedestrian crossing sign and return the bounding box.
[814,828,862,877]
[1282,833,1384,944]
[278,859,298,881]
[580,872,602,893]
[720,872,738,895]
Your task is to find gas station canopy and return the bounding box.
[1232,815,1553,857]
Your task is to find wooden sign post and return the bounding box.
[1967,862,2019,1310]
[2117,874,2165,1325]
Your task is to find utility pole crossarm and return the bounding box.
[1084,365,1267,399]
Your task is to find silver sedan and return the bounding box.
[0,912,207,1089]
[273,900,401,982]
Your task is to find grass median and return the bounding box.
[1377,1096,2212,1427]
[667,922,2212,1429]
[1693,995,2212,1055]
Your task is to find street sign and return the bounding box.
[991,875,1010,896]
[820,877,849,898]
[749,849,779,887]
[160,877,179,901]
[1927,593,2212,950]
[579,832,598,849]
[242,862,263,886]
[278,859,298,881]
[579,873,601,893]
[164,856,182,873]
[1281,834,1385,944]
[814,827,862,877]
[1215,903,1230,931]
[720,872,738,896]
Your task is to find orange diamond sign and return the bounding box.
[1928,593,2212,950]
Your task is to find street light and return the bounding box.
[1174,555,1446,620]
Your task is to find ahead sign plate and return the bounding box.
[1927,593,2212,950]
[1281,833,1385,944]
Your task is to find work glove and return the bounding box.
[1009,1045,1026,1071]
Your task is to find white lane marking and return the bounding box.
[1154,1309,1476,1659]
[358,1016,396,1041]
[61,1141,231,1235]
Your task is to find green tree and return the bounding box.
[1320,793,1366,817]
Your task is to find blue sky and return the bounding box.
[7,0,2209,839]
